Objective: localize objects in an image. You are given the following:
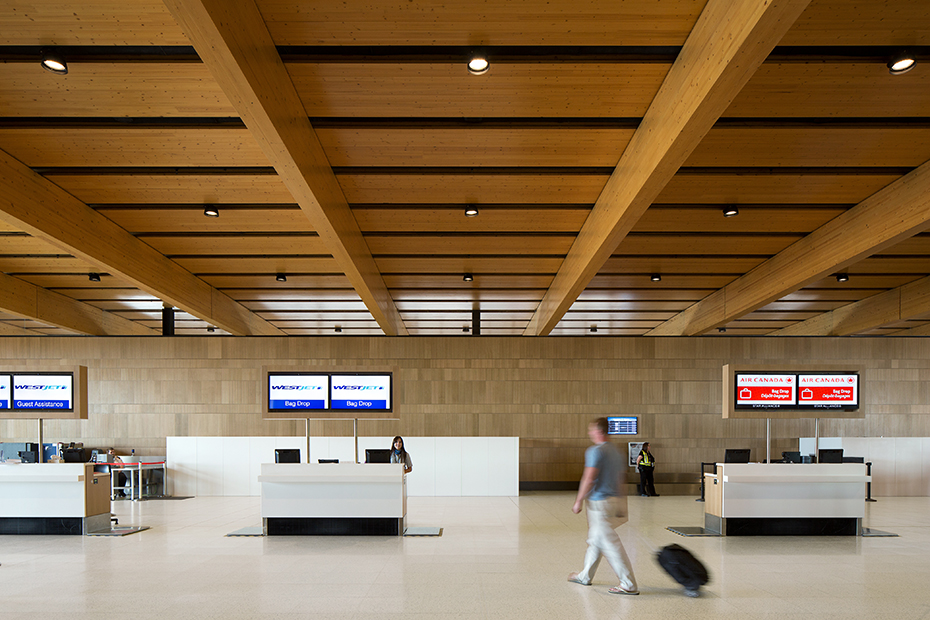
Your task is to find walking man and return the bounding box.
[568,417,639,595]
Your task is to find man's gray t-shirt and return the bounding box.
[584,441,623,501]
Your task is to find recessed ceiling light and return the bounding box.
[203,205,219,217]
[835,273,849,283]
[650,274,661,282]
[462,326,470,333]
[463,273,474,282]
[718,327,727,333]
[206,326,215,333]
[590,326,598,333]
[887,51,916,75]
[40,49,68,75]
[334,326,342,333]
[88,273,101,282]
[723,206,739,217]
[275,273,287,282]
[467,55,489,75]
[464,206,479,217]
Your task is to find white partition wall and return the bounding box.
[167,436,519,497]
[800,437,930,496]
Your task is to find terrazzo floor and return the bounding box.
[2,493,929,619]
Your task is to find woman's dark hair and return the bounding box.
[391,436,406,457]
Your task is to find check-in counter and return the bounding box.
[258,462,406,535]
[0,462,111,535]
[704,462,868,536]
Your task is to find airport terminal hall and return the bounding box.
[4,1,930,619]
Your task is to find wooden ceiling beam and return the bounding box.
[648,159,930,335]
[524,0,812,335]
[163,0,407,336]
[0,149,281,336]
[772,274,930,336]
[0,272,155,336]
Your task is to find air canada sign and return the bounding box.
[798,374,858,406]
[736,374,795,406]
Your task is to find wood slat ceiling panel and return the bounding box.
[558,312,678,321]
[0,234,71,255]
[140,235,330,256]
[99,207,311,234]
[614,234,803,256]
[757,301,853,312]
[0,128,269,168]
[316,127,634,167]
[366,235,573,255]
[259,0,704,45]
[577,289,715,301]
[15,274,134,288]
[398,312,534,321]
[202,274,352,288]
[354,207,589,234]
[283,328,387,335]
[382,275,554,289]
[687,127,930,168]
[0,64,235,117]
[390,289,544,301]
[727,63,930,118]
[549,328,651,335]
[51,289,160,301]
[404,320,529,329]
[394,301,540,311]
[848,257,930,273]
[656,172,905,204]
[800,275,923,289]
[600,257,765,273]
[588,275,738,288]
[173,257,342,273]
[43,173,293,204]
[0,256,97,273]
[633,206,847,233]
[0,220,21,233]
[555,320,663,329]
[0,1,188,45]
[271,320,381,328]
[339,173,608,204]
[566,301,694,312]
[873,235,930,255]
[781,289,882,301]
[782,0,930,45]
[375,257,563,273]
[241,301,372,311]
[288,63,670,118]
[226,290,362,301]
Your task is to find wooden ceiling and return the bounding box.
[1,0,929,337]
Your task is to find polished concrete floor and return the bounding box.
[2,493,930,619]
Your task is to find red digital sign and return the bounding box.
[798,374,858,407]
[735,374,796,406]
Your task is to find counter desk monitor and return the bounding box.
[365,449,391,463]
[61,447,86,463]
[782,451,802,463]
[274,448,300,463]
[724,448,751,463]
[818,448,844,464]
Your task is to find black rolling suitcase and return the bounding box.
[656,544,709,597]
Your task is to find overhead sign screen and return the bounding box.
[736,374,796,407]
[268,374,329,411]
[798,373,858,408]
[330,374,392,411]
[0,374,9,409]
[607,416,638,435]
[13,374,73,410]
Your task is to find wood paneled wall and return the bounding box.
[2,336,927,493]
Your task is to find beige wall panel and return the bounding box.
[0,1,188,45]
[289,63,668,118]
[728,63,930,118]
[782,0,930,46]
[0,64,236,117]
[687,127,930,168]
[317,127,633,167]
[261,0,703,46]
[100,208,310,234]
[44,174,293,205]
[0,128,268,168]
[657,172,903,204]
[2,336,927,489]
[338,173,607,204]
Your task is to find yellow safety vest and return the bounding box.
[640,450,653,466]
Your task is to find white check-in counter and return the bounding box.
[258,462,406,535]
[0,462,111,535]
[704,463,868,536]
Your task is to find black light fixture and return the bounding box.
[718,327,727,333]
[462,326,470,333]
[590,325,598,333]
[275,273,287,282]
[463,273,474,282]
[723,206,739,217]
[887,50,916,75]
[334,326,342,333]
[203,205,219,217]
[464,205,479,217]
[650,274,661,282]
[88,273,101,282]
[40,49,68,75]
[835,273,849,283]
[206,326,216,333]
[467,54,489,75]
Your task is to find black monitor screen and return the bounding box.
[365,449,392,463]
[819,448,844,464]
[782,451,802,463]
[724,448,751,463]
[274,448,300,463]
[61,447,86,463]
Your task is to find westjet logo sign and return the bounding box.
[331,375,391,410]
[268,375,329,410]
[332,385,384,391]
[12,374,73,410]
[270,385,324,390]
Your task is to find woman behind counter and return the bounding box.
[390,436,413,474]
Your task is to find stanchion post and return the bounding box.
[865,461,877,502]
